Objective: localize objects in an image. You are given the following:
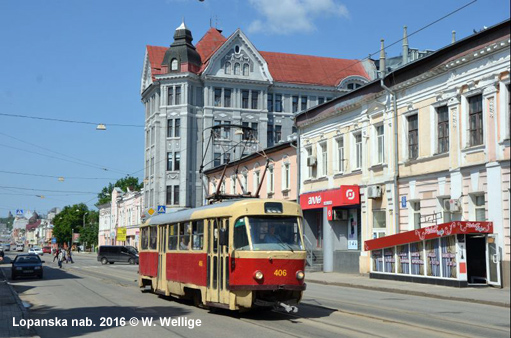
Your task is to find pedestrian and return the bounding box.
[58,249,64,268]
[62,249,68,264]
[53,248,58,262]
[67,248,74,264]
[0,248,4,264]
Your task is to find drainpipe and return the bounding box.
[380,78,400,234]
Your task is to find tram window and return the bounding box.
[192,220,204,250]
[180,222,191,250]
[233,218,249,250]
[149,226,157,250]
[213,220,218,253]
[141,227,149,250]
[168,224,178,250]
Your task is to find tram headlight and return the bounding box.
[253,270,264,281]
[296,270,305,281]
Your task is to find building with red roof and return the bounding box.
[140,21,377,210]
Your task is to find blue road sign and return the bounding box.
[157,205,166,214]
[401,196,407,208]
[16,209,24,216]
[51,237,56,244]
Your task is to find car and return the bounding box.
[16,244,24,252]
[97,245,139,265]
[1,243,10,251]
[42,246,52,254]
[28,246,43,255]
[11,254,44,279]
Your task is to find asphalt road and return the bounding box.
[2,251,510,338]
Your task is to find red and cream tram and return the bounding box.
[138,199,306,312]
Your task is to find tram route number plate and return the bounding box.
[274,269,287,277]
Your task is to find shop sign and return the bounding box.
[300,185,360,210]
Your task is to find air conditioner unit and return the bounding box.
[307,156,317,167]
[367,185,382,199]
[443,199,461,213]
[333,209,348,221]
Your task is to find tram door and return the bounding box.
[157,225,167,292]
[207,218,229,304]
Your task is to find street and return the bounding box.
[1,252,510,338]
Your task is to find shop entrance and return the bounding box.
[466,235,487,284]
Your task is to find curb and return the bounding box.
[0,266,41,337]
[306,278,510,308]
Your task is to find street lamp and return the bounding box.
[83,212,88,252]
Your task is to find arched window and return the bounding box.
[234,63,240,75]
[243,64,249,76]
[171,59,178,71]
[225,62,231,75]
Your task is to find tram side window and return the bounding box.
[149,226,157,250]
[180,222,191,250]
[141,227,149,250]
[192,220,204,250]
[168,224,178,250]
[233,218,249,250]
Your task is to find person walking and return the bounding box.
[57,249,64,268]
[53,248,59,262]
[0,248,4,264]
[67,248,74,264]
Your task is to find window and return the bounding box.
[223,152,230,164]
[242,172,248,194]
[167,119,173,138]
[267,124,274,146]
[141,227,149,249]
[192,221,204,250]
[283,163,290,190]
[267,94,273,112]
[275,125,282,143]
[318,97,325,105]
[223,121,230,139]
[234,63,240,75]
[173,186,179,205]
[355,133,362,169]
[166,186,172,205]
[337,137,344,172]
[251,91,258,109]
[150,157,154,175]
[179,223,190,250]
[411,201,421,230]
[224,89,231,107]
[213,120,221,138]
[408,114,418,159]
[167,152,173,171]
[225,62,231,75]
[171,59,178,71]
[292,96,298,113]
[174,152,180,171]
[437,106,449,153]
[474,194,485,221]
[167,87,173,105]
[376,125,384,163]
[149,226,157,249]
[243,64,249,76]
[468,95,483,146]
[306,146,313,179]
[320,142,327,176]
[214,88,222,107]
[242,90,249,109]
[234,218,249,249]
[373,210,386,238]
[175,86,181,105]
[301,96,307,111]
[231,176,236,194]
[242,121,250,141]
[174,118,180,137]
[168,224,178,250]
[275,94,282,112]
[214,153,221,167]
[251,123,258,140]
[253,171,260,193]
[268,167,274,193]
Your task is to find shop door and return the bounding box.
[486,234,501,287]
[157,225,167,291]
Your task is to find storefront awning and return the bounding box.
[364,221,493,251]
[300,185,360,220]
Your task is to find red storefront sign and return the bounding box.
[364,221,493,251]
[300,185,360,220]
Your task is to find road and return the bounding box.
[1,251,509,338]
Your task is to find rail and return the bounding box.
[303,235,315,267]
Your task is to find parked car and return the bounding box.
[16,244,24,252]
[11,254,44,279]
[1,243,10,251]
[42,246,52,254]
[28,246,43,256]
[97,245,139,265]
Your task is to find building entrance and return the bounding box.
[466,234,487,284]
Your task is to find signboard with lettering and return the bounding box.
[117,228,127,242]
[300,185,360,211]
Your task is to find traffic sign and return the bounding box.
[16,209,24,216]
[157,205,166,214]
[148,208,155,215]
[51,237,56,244]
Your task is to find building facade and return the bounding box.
[140,22,376,213]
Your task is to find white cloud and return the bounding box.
[248,0,349,35]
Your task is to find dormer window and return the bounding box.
[234,63,240,75]
[235,45,241,54]
[171,59,178,71]
[243,64,249,76]
[225,62,231,75]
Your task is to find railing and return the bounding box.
[303,235,315,267]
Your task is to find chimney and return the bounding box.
[402,26,409,64]
[452,30,456,43]
[380,39,386,78]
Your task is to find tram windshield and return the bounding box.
[235,216,303,251]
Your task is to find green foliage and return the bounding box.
[0,215,14,230]
[96,175,143,206]
[81,210,99,249]
[52,203,88,246]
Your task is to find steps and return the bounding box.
[306,250,323,272]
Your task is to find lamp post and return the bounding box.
[83,212,88,251]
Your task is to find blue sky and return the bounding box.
[0,0,509,217]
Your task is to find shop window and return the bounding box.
[397,244,410,274]
[410,242,424,275]
[372,210,386,238]
[384,247,395,273]
[440,236,457,278]
[372,249,383,272]
[426,239,441,277]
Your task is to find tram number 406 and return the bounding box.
[274,269,287,277]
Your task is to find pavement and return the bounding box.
[0,256,509,337]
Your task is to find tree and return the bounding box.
[52,204,88,247]
[81,210,99,250]
[96,175,143,206]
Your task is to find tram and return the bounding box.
[138,199,306,312]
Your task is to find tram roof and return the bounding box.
[145,199,299,226]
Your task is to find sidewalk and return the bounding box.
[0,265,39,337]
[305,271,510,308]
